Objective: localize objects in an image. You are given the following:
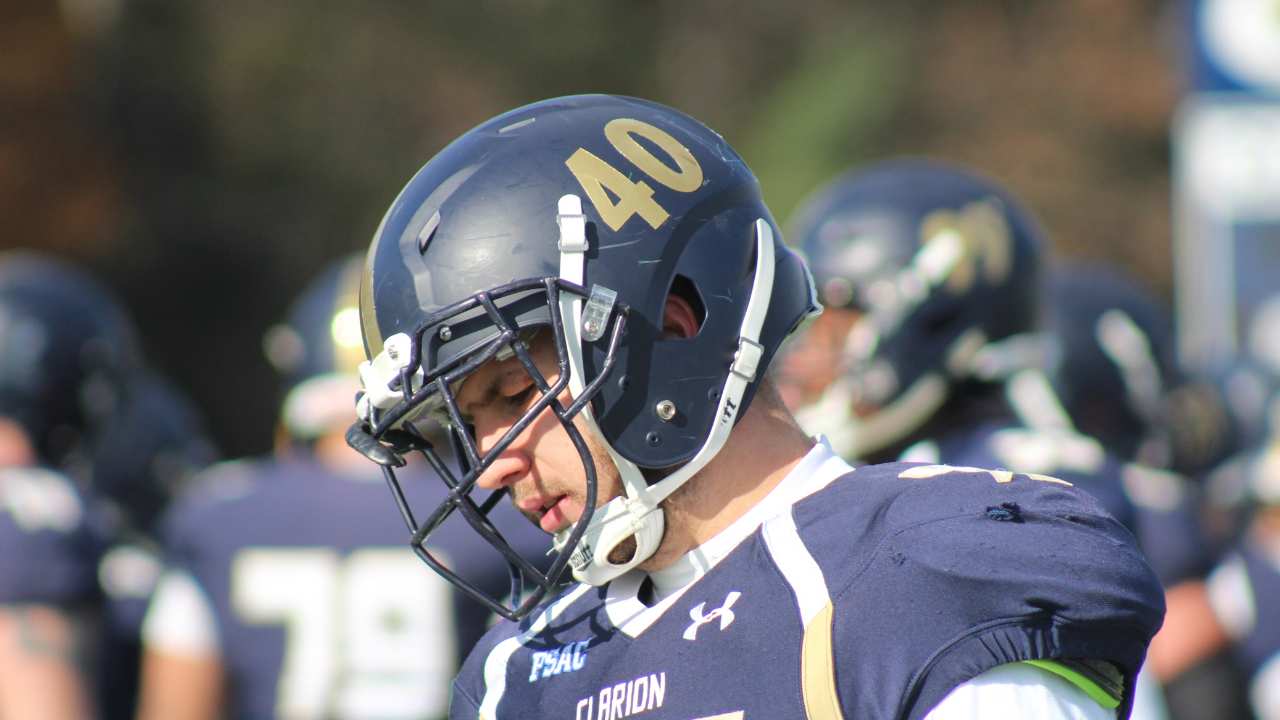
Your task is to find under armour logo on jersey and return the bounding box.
[682,591,742,641]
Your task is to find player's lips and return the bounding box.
[517,494,572,533]
[540,496,574,533]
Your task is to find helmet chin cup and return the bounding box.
[554,494,666,587]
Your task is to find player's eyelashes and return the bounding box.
[503,383,537,410]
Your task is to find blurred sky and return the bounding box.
[1,0,1188,457]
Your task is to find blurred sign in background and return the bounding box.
[1173,0,1280,370]
[0,0,1238,456]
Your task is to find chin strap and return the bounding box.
[553,194,664,585]
[554,197,777,586]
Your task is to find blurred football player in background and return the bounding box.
[136,254,548,720]
[1031,264,1215,584]
[0,251,141,719]
[776,158,1223,719]
[93,370,218,719]
[778,158,1049,467]
[1037,263,1250,720]
[1198,439,1280,720]
[1141,293,1280,720]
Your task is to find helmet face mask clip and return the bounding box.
[348,274,630,620]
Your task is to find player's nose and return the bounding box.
[473,419,530,490]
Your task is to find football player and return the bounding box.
[1152,439,1280,720]
[777,159,1051,464]
[0,251,141,719]
[1036,262,1216,585]
[1039,263,1251,720]
[345,95,1164,719]
[136,254,547,720]
[92,370,218,719]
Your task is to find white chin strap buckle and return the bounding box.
[555,495,666,587]
[355,332,422,422]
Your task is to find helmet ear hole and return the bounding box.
[664,275,705,340]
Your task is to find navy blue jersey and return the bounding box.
[906,422,1212,585]
[156,457,550,720]
[452,460,1164,720]
[0,467,105,605]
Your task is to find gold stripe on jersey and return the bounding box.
[801,602,846,720]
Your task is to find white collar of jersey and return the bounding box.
[602,437,854,635]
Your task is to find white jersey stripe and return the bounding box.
[762,507,831,627]
[762,502,845,719]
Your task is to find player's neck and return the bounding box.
[639,396,814,572]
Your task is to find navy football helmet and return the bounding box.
[0,251,142,470]
[1163,295,1280,479]
[91,370,218,536]
[785,158,1046,459]
[264,254,367,443]
[1043,262,1179,465]
[347,94,819,619]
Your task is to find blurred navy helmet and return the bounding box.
[348,94,819,618]
[1045,262,1179,464]
[0,251,142,468]
[1161,296,1280,478]
[91,370,218,536]
[263,254,366,442]
[788,158,1046,457]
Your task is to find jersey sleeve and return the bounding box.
[448,677,484,719]
[140,567,221,656]
[799,463,1166,720]
[449,610,529,719]
[0,468,105,605]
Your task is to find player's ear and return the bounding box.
[661,293,700,340]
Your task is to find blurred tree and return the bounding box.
[0,2,122,259]
[3,0,1180,457]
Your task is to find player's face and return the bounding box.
[458,334,622,535]
[775,307,861,411]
